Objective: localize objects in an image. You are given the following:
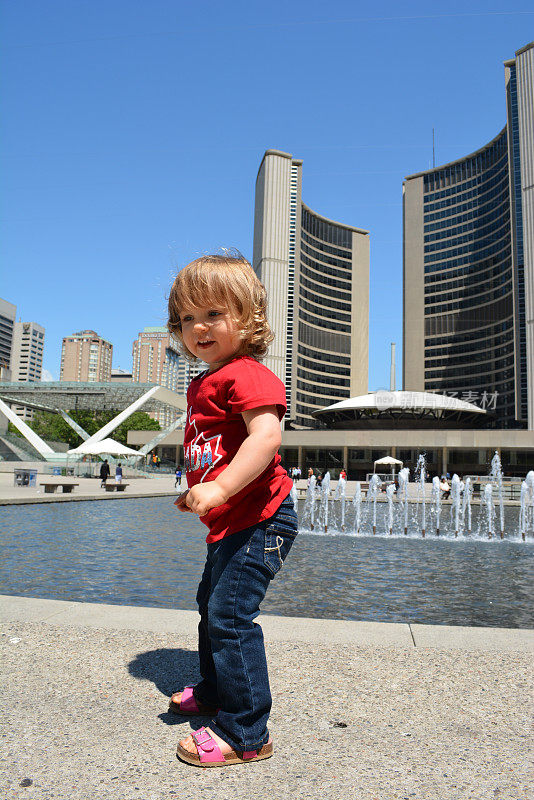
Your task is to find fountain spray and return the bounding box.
[490,451,505,539]
[432,476,441,535]
[334,473,347,531]
[290,483,298,513]
[451,474,461,537]
[462,477,472,534]
[321,471,331,532]
[368,474,381,535]
[386,483,396,535]
[484,483,495,539]
[398,467,410,535]
[352,481,362,534]
[416,455,427,537]
[520,471,534,541]
[305,475,317,530]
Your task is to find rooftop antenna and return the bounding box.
[432,128,435,168]
[390,343,396,392]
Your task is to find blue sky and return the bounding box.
[2,1,532,387]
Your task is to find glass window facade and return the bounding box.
[420,130,519,427]
[507,62,527,421]
[296,207,354,427]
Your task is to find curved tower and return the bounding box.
[403,42,533,429]
[253,150,369,428]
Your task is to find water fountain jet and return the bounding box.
[490,451,505,539]
[367,474,381,535]
[451,474,462,538]
[386,483,396,535]
[416,455,427,537]
[483,483,495,539]
[334,473,347,531]
[432,476,441,535]
[352,481,362,534]
[462,476,472,535]
[398,467,410,535]
[321,472,331,532]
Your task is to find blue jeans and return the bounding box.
[192,493,298,752]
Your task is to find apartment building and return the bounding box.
[60,330,113,382]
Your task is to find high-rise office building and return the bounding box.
[10,320,45,419]
[0,298,16,381]
[403,42,533,430]
[11,321,45,383]
[60,330,113,382]
[253,150,369,428]
[132,326,202,427]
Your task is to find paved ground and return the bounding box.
[1,595,532,800]
[0,470,180,505]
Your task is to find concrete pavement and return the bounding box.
[0,470,180,505]
[1,595,532,799]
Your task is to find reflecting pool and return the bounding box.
[1,497,532,627]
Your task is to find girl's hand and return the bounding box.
[174,490,193,512]
[174,483,228,517]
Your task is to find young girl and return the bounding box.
[167,254,297,768]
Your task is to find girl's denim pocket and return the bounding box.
[263,504,298,577]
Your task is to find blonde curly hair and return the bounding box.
[167,254,274,361]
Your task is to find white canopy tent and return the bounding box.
[68,438,140,456]
[373,455,403,477]
[67,438,141,477]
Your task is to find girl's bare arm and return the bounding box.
[176,405,281,517]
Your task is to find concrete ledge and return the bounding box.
[259,613,413,647]
[411,622,534,652]
[1,594,532,652]
[0,491,178,505]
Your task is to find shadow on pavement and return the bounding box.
[128,646,199,699]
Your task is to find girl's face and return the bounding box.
[179,305,242,370]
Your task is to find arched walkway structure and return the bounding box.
[0,381,187,461]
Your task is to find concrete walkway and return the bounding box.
[0,470,180,505]
[1,595,532,799]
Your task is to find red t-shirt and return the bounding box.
[183,356,293,542]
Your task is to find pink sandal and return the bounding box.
[176,726,273,767]
[168,686,219,716]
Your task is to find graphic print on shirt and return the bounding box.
[184,406,223,483]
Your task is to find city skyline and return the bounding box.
[3,2,532,389]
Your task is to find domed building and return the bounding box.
[313,390,488,430]
[271,387,532,480]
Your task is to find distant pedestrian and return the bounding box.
[307,467,314,486]
[440,477,450,499]
[99,459,110,488]
[175,466,182,488]
[115,463,123,484]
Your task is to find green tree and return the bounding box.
[113,412,160,445]
[18,411,80,447]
